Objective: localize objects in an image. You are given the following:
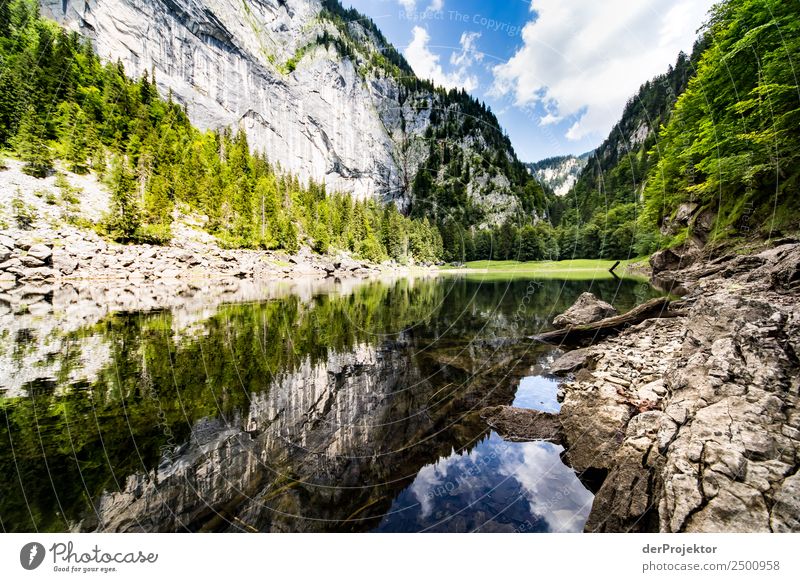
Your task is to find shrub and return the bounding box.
[12,191,38,229]
[132,224,172,245]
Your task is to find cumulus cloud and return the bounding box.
[491,0,715,141]
[405,26,480,92]
[397,0,444,14]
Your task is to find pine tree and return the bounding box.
[59,103,92,173]
[383,207,407,261]
[0,0,11,38]
[12,105,53,178]
[107,157,140,240]
[0,67,22,145]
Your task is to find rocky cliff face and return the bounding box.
[514,242,800,532]
[528,154,589,197]
[40,0,530,225]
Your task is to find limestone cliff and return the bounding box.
[40,0,536,226]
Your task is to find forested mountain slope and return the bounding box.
[0,1,445,262]
[37,0,545,228]
[551,45,706,259]
[556,0,799,260]
[641,0,800,246]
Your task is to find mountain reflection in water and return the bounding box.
[0,274,662,532]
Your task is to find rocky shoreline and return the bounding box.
[0,224,429,286]
[485,240,800,532]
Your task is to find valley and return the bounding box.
[0,0,798,534]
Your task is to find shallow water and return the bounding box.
[0,274,662,532]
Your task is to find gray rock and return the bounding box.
[20,267,56,281]
[649,239,703,274]
[553,292,617,328]
[549,348,592,375]
[0,257,23,274]
[685,482,770,533]
[561,382,633,473]
[27,244,53,263]
[770,473,800,532]
[480,406,562,443]
[55,254,80,276]
[20,254,45,268]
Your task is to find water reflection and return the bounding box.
[375,433,592,533]
[0,275,662,532]
[513,376,561,413]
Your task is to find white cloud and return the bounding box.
[491,0,715,141]
[405,26,479,92]
[397,0,444,14]
[450,31,482,68]
[398,0,416,13]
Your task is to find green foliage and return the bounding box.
[562,0,800,256]
[11,189,37,229]
[642,0,800,240]
[104,157,140,241]
[132,223,172,245]
[12,105,53,177]
[0,7,443,263]
[57,101,95,174]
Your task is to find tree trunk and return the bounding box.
[533,297,681,346]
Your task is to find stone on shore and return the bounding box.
[549,348,592,375]
[553,292,617,328]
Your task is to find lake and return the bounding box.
[0,273,663,532]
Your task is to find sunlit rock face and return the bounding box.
[41,0,398,200]
[39,0,525,224]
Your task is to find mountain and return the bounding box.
[543,42,708,259]
[527,153,591,197]
[641,0,800,245]
[563,43,706,224]
[40,0,543,227]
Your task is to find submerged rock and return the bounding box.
[549,348,592,375]
[480,406,563,443]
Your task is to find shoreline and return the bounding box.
[487,239,800,532]
[0,223,439,286]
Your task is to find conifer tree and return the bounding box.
[12,105,53,177]
[107,157,140,240]
[0,0,10,38]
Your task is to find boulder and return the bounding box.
[480,406,563,443]
[27,244,53,263]
[770,473,800,532]
[20,254,45,268]
[549,348,592,375]
[649,239,703,274]
[0,257,23,275]
[553,292,617,328]
[54,254,80,276]
[19,267,55,282]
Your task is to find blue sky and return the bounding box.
[345,0,715,162]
